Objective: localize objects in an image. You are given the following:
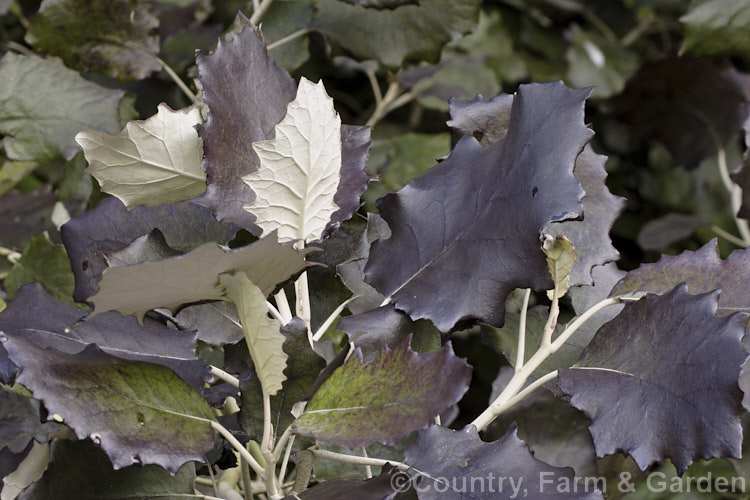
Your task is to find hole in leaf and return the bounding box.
[136,412,145,426]
[532,186,539,197]
[82,260,88,271]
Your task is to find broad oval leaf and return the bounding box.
[403,424,604,499]
[25,0,161,80]
[88,232,313,318]
[680,0,750,61]
[292,337,471,448]
[2,337,216,473]
[220,272,287,396]
[76,104,205,208]
[0,53,126,162]
[558,285,748,474]
[365,82,591,332]
[244,78,342,244]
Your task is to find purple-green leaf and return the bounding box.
[292,337,471,448]
[558,285,748,474]
[403,424,604,499]
[365,82,591,331]
[2,337,217,472]
[610,238,750,315]
[0,386,59,454]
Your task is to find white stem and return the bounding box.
[490,370,559,416]
[515,289,531,369]
[311,449,410,472]
[366,81,401,127]
[250,0,274,25]
[312,297,355,341]
[272,425,294,461]
[541,287,559,347]
[278,435,296,490]
[274,289,293,323]
[361,447,373,479]
[367,70,383,106]
[716,145,750,246]
[266,301,285,324]
[295,271,312,342]
[711,224,748,248]
[209,366,240,389]
[471,296,626,431]
[153,55,195,102]
[268,28,312,51]
[261,392,273,454]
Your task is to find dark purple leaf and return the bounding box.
[365,82,591,331]
[60,197,238,302]
[0,187,57,250]
[290,464,401,499]
[292,337,471,448]
[194,13,296,231]
[340,0,419,9]
[403,424,604,499]
[0,283,209,391]
[604,56,749,169]
[323,124,373,239]
[446,93,513,147]
[17,439,195,500]
[610,238,750,315]
[558,285,748,474]
[2,337,216,473]
[0,387,59,453]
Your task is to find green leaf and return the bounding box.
[262,0,315,71]
[292,337,471,448]
[311,0,480,68]
[76,104,205,208]
[542,234,576,299]
[220,272,287,396]
[0,161,37,197]
[5,233,78,308]
[244,78,342,244]
[89,232,313,318]
[0,53,126,162]
[2,337,216,472]
[25,0,161,80]
[17,439,195,500]
[680,0,750,61]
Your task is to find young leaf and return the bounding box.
[5,233,78,307]
[292,337,471,448]
[88,232,313,318]
[195,13,297,231]
[0,284,210,391]
[239,319,326,443]
[0,53,127,162]
[220,272,287,396]
[2,337,217,472]
[311,0,480,68]
[60,197,238,303]
[610,238,750,315]
[558,285,748,474]
[365,82,591,332]
[244,78,342,244]
[76,104,205,208]
[25,0,161,81]
[542,234,576,299]
[403,424,604,499]
[17,439,195,500]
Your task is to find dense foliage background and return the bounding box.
[1,0,750,498]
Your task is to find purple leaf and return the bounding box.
[365,82,591,331]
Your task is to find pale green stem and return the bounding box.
[153,55,196,102]
[250,0,274,26]
[367,70,383,107]
[716,145,750,246]
[361,447,373,479]
[268,28,312,51]
[274,289,293,323]
[471,296,626,431]
[209,366,240,389]
[490,370,559,417]
[366,81,401,127]
[272,425,294,462]
[515,289,532,369]
[210,421,265,477]
[240,455,253,500]
[312,297,355,341]
[541,286,559,347]
[711,224,748,248]
[311,448,410,472]
[278,435,295,490]
[295,271,312,342]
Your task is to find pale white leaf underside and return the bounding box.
[244,78,342,243]
[76,103,205,208]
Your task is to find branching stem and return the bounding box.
[250,0,274,26]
